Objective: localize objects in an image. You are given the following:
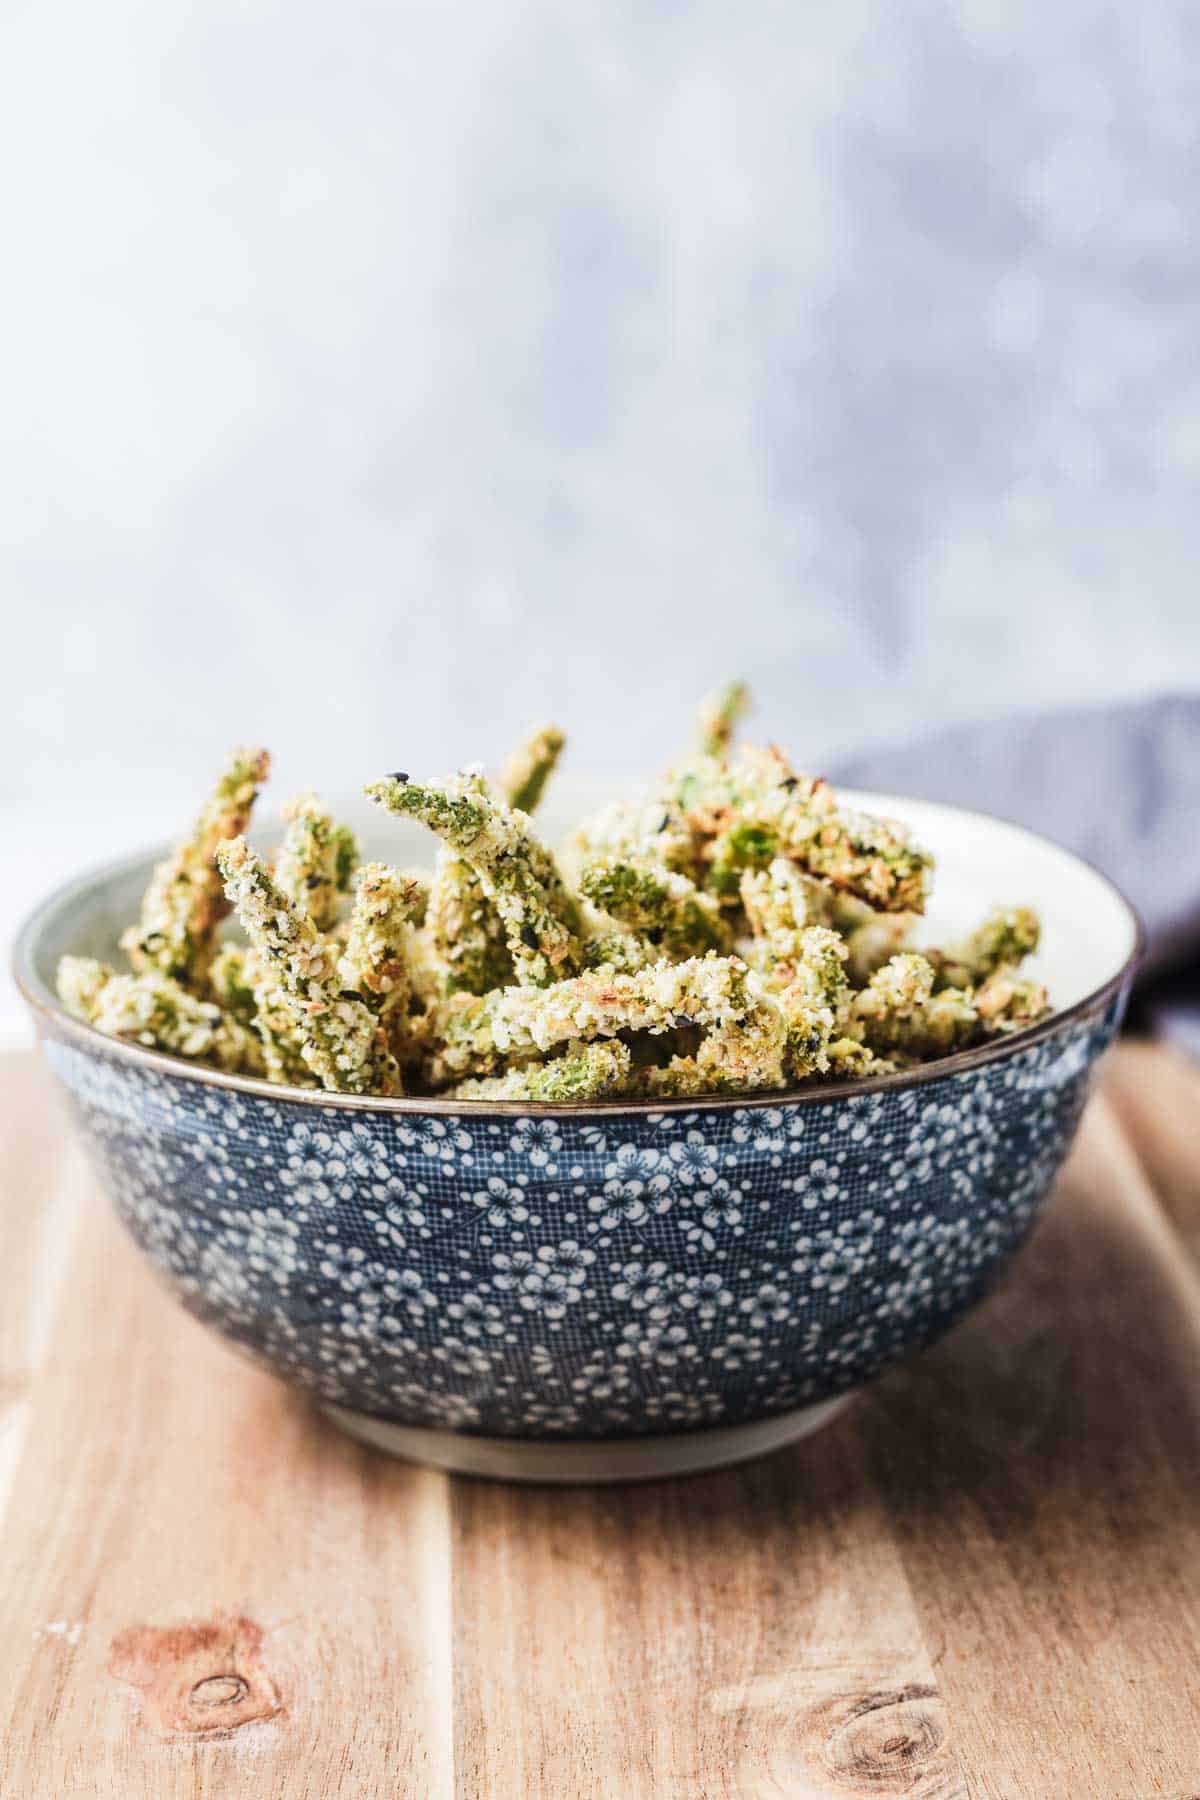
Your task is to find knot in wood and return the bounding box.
[823,1684,945,1789]
[107,1612,282,1739]
[190,1673,249,1709]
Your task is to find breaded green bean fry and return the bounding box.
[240,949,316,1087]
[274,793,358,931]
[696,680,751,758]
[825,1037,899,1079]
[695,996,787,1091]
[579,930,658,974]
[851,953,978,1058]
[367,773,582,987]
[740,860,835,971]
[57,954,111,1021]
[632,983,789,1095]
[208,942,257,1025]
[122,747,270,984]
[580,858,730,958]
[217,838,400,1096]
[769,927,852,1078]
[338,863,424,1044]
[401,874,431,929]
[450,1039,632,1102]
[427,954,759,1083]
[635,1056,722,1099]
[975,968,1050,1033]
[741,868,855,1079]
[800,803,931,915]
[671,746,931,914]
[929,905,1041,989]
[499,724,565,815]
[426,850,514,995]
[58,956,264,1074]
[784,926,852,1013]
[563,797,699,880]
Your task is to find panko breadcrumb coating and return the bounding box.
[274,793,358,932]
[740,860,835,975]
[59,956,264,1074]
[580,858,730,958]
[207,942,258,1025]
[669,745,932,913]
[121,747,270,985]
[216,838,401,1096]
[339,863,426,1050]
[60,694,1052,1099]
[367,773,583,988]
[851,954,980,1059]
[450,1039,632,1102]
[563,797,698,881]
[579,929,658,974]
[929,905,1041,990]
[696,680,751,759]
[975,967,1051,1032]
[499,723,565,816]
[426,954,759,1084]
[427,848,515,996]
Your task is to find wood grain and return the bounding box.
[0,1056,453,1799]
[1107,1041,1200,1252]
[858,1093,1200,1799]
[2,1047,1200,1797]
[0,1061,88,1520]
[451,1427,963,1798]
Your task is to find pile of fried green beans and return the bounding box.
[59,688,1049,1101]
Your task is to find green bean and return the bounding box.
[367,773,582,987]
[274,792,358,931]
[580,858,729,958]
[696,679,750,758]
[217,838,400,1095]
[58,956,264,1074]
[122,747,270,984]
[499,723,565,815]
[427,954,758,1084]
[450,1038,632,1102]
[426,850,514,995]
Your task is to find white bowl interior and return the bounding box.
[19,780,1137,1017]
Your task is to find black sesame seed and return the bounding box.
[388,771,409,784]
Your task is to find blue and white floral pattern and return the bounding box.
[42,997,1123,1440]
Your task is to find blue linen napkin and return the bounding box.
[828,693,1200,1057]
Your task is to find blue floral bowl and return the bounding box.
[15,792,1140,1481]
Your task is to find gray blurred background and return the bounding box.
[4,0,1200,1036]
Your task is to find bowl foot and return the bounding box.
[320,1392,857,1484]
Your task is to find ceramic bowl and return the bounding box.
[14,789,1140,1482]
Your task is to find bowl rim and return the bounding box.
[13,792,1145,1117]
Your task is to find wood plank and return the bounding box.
[859,1093,1200,1800]
[451,1420,965,1799]
[0,1160,454,1797]
[0,1056,89,1522]
[1106,1041,1200,1253]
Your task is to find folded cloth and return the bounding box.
[828,693,1200,1054]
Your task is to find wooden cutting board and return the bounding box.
[1,1044,1198,1799]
